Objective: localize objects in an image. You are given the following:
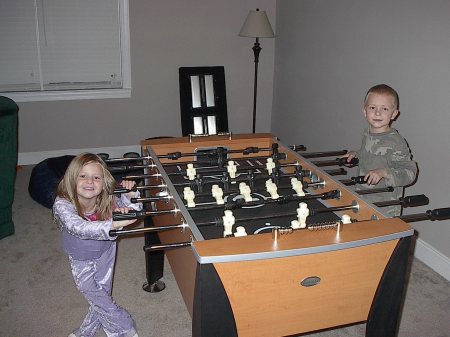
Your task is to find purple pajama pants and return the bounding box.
[68,243,137,337]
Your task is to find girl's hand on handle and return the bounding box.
[120,180,138,200]
[111,206,137,229]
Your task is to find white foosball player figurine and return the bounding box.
[290,177,305,196]
[265,179,279,199]
[294,202,309,228]
[227,160,237,181]
[291,219,301,229]
[234,226,247,237]
[186,163,196,181]
[336,214,351,237]
[266,158,276,175]
[211,184,224,205]
[239,182,253,202]
[341,214,352,224]
[222,210,235,237]
[183,186,196,208]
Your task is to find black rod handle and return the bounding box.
[400,207,450,222]
[351,176,367,184]
[108,164,147,173]
[113,186,138,194]
[336,157,359,166]
[427,208,450,221]
[402,194,429,207]
[112,210,147,220]
[289,144,307,152]
[356,186,394,195]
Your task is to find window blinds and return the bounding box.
[0,0,123,92]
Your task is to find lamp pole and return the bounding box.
[251,37,261,133]
[239,8,274,134]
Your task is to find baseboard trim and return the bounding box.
[414,238,450,282]
[18,145,141,165]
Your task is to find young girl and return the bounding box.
[53,153,142,337]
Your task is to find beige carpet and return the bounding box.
[1,165,449,337]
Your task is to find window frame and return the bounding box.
[1,0,131,103]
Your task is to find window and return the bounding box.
[0,0,131,102]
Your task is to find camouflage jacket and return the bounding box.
[356,127,418,216]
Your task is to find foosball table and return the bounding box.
[109,133,447,337]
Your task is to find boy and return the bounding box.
[344,84,418,216]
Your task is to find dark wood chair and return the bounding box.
[179,66,228,136]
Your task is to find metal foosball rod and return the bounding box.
[106,150,289,172]
[122,192,428,218]
[312,157,359,168]
[109,223,187,237]
[104,155,152,164]
[195,202,359,228]
[162,145,273,160]
[162,152,289,168]
[143,241,192,252]
[355,186,394,195]
[108,204,450,239]
[300,150,347,158]
[187,190,341,212]
[335,176,428,201]
[104,145,277,164]
[108,163,156,174]
[112,208,179,221]
[121,173,163,180]
[110,159,309,177]
[121,169,310,193]
[340,175,392,188]
[115,167,342,202]
[130,195,172,204]
[338,176,411,196]
[113,182,167,194]
[325,168,348,176]
[162,143,289,168]
[192,170,311,193]
[115,165,343,195]
[164,160,298,178]
[108,206,450,254]
[134,188,425,214]
[140,217,348,251]
[161,143,283,161]
[182,180,307,199]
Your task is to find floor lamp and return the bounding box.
[239,8,275,133]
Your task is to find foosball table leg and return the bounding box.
[142,216,166,293]
[366,235,413,337]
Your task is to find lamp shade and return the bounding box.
[239,9,275,38]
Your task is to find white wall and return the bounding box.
[272,0,450,279]
[17,0,276,161]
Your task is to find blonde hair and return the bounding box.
[55,153,116,220]
[364,84,399,110]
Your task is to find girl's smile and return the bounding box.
[76,162,104,207]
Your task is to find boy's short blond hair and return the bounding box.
[364,84,399,109]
